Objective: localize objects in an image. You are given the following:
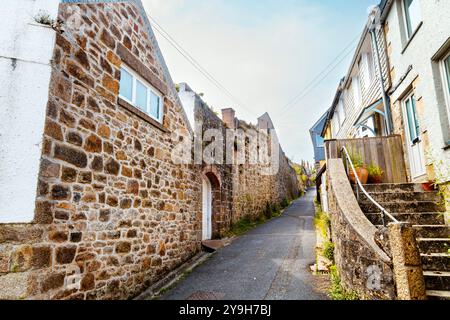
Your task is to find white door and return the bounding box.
[403,93,426,179]
[202,178,212,240]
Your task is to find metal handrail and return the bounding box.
[341,146,399,226]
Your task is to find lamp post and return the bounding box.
[368,5,393,135]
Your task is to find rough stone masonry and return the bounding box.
[0,1,299,300]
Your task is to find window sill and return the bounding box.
[118,98,168,133]
[401,22,423,55]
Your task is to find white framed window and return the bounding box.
[332,113,340,137]
[404,93,420,143]
[441,51,450,128]
[119,65,164,123]
[337,98,346,126]
[402,0,422,39]
[361,52,376,84]
[352,76,362,107]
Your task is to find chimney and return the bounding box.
[221,108,236,129]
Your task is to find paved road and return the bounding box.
[163,189,329,300]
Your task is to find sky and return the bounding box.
[142,0,379,164]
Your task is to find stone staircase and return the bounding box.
[354,183,450,300]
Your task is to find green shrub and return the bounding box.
[281,198,290,209]
[347,148,364,168]
[314,207,330,239]
[322,241,335,262]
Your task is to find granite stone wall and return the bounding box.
[194,99,300,237]
[0,2,201,300]
[327,159,396,300]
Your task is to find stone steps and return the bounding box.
[358,191,439,203]
[356,182,449,298]
[424,271,450,291]
[360,201,446,214]
[426,290,450,300]
[367,212,445,226]
[353,183,423,193]
[413,225,450,238]
[421,253,450,272]
[417,238,450,254]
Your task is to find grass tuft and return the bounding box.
[329,266,359,300]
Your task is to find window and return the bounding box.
[315,135,324,148]
[403,0,422,38]
[332,113,340,137]
[352,76,362,107]
[358,54,375,90]
[119,65,164,122]
[337,98,346,126]
[441,52,450,128]
[404,93,420,143]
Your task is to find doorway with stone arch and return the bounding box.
[202,168,221,240]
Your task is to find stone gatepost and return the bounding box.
[388,222,427,300]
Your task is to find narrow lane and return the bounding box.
[163,189,328,300]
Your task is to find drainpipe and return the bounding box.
[368,6,394,135]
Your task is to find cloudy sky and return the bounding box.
[142,0,378,164]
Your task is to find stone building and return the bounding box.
[0,0,299,300]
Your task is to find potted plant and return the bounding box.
[368,164,384,184]
[347,150,369,185]
[421,180,436,192]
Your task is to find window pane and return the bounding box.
[406,97,419,142]
[315,135,324,147]
[411,96,420,138]
[445,56,450,95]
[119,68,133,101]
[136,80,148,112]
[404,0,421,37]
[150,91,161,120]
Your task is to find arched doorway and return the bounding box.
[202,177,212,240]
[202,168,221,240]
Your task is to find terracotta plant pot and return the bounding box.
[348,167,369,185]
[368,175,383,184]
[422,181,435,192]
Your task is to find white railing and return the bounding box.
[341,146,399,226]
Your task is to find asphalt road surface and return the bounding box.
[162,189,329,300]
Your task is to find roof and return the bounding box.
[320,77,345,137]
[309,110,329,135]
[257,112,275,130]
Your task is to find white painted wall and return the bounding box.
[0,0,60,223]
[177,83,196,129]
[385,0,450,182]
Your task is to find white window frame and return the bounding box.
[403,92,420,144]
[352,76,362,107]
[440,51,450,128]
[332,112,340,137]
[402,0,422,39]
[337,98,346,126]
[119,64,164,123]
